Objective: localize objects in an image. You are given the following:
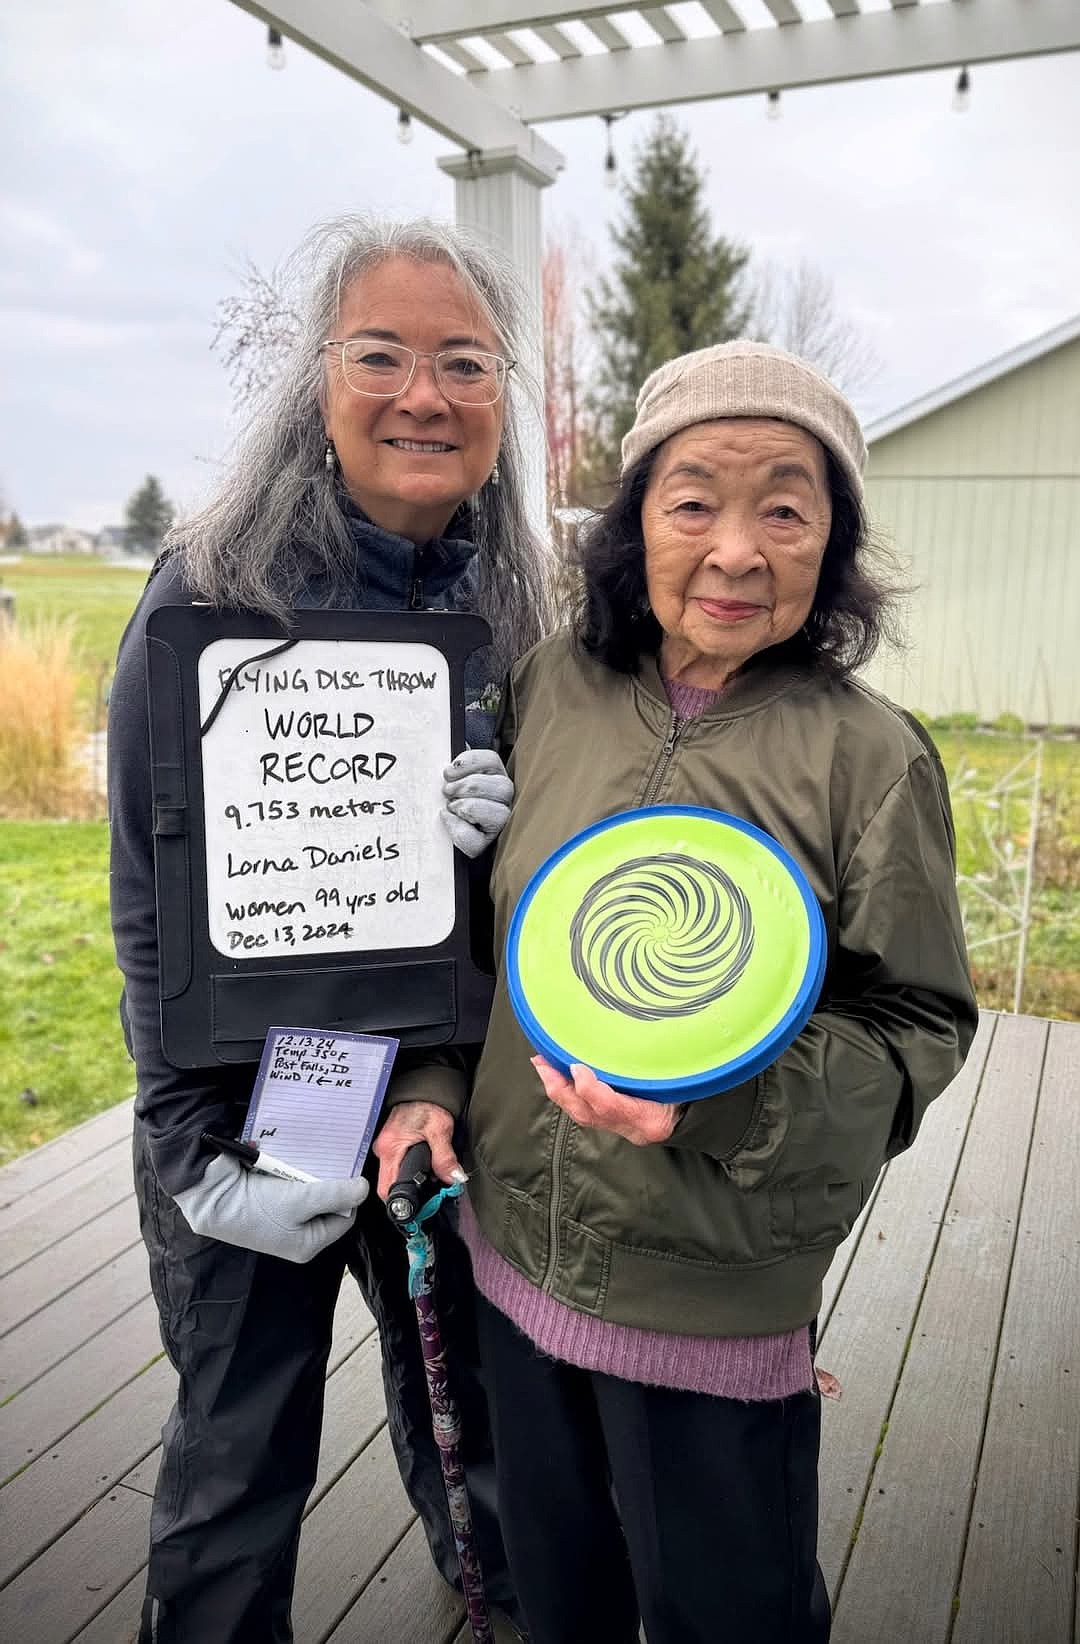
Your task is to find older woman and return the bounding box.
[109,216,547,1642]
[376,341,978,1644]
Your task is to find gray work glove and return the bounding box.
[440,747,513,859]
[174,1154,368,1263]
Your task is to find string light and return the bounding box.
[397,108,414,145]
[266,26,285,71]
[952,65,971,114]
[766,89,781,122]
[602,112,626,190]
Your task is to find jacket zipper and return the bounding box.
[640,713,682,807]
[409,547,425,610]
[541,1109,573,1292]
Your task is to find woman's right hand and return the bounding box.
[373,1100,466,1200]
[532,1056,682,1146]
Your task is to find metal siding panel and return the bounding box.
[867,338,1080,480]
[860,477,1080,726]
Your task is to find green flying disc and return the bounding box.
[506,806,826,1102]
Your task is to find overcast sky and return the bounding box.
[2,0,1078,531]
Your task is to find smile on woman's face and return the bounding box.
[322,256,506,544]
[642,418,833,690]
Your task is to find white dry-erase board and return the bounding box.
[199,638,455,959]
[145,606,496,1068]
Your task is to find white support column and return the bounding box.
[439,147,560,536]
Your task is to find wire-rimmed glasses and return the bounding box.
[321,336,513,405]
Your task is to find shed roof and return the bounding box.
[865,312,1080,444]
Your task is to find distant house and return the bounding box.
[95,525,130,555]
[859,316,1080,728]
[26,524,99,557]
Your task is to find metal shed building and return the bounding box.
[859,315,1080,728]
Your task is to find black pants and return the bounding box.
[133,1122,518,1643]
[476,1292,831,1644]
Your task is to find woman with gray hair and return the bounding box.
[108,214,545,1642]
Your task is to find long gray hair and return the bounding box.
[171,215,551,674]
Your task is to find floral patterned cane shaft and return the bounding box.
[405,1190,495,1644]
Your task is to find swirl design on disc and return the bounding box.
[569,852,754,1021]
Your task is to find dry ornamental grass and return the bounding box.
[0,618,99,819]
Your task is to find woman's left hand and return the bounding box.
[532,1056,681,1146]
[440,748,514,858]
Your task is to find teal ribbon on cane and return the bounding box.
[403,1181,465,1298]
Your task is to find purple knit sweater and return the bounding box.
[460,673,814,1400]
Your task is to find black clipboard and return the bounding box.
[146,605,496,1067]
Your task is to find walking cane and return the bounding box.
[387,1143,495,1644]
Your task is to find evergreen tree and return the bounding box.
[6,512,27,548]
[583,115,750,486]
[124,474,173,555]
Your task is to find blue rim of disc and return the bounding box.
[505,805,827,1103]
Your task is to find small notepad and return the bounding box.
[241,1026,399,1180]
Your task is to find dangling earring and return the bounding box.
[324,441,336,474]
[489,459,500,488]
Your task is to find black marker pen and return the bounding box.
[201,1132,316,1183]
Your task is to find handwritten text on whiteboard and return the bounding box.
[199,639,455,959]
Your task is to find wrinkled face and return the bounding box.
[321,256,506,543]
[641,418,833,689]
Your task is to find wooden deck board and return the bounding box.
[0,1135,133,1242]
[951,1019,1080,1644]
[0,1356,174,1587]
[832,1011,1048,1641]
[0,1198,142,1336]
[293,1429,416,1643]
[325,1519,465,1644]
[0,1141,135,1278]
[816,1009,995,1595]
[0,1483,151,1642]
[1,1009,1077,1644]
[0,1101,133,1210]
[0,1294,163,1480]
[0,1242,150,1399]
[71,1565,146,1644]
[817,1173,882,1338]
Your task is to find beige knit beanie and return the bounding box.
[621,341,867,502]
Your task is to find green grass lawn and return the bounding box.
[0,821,133,1164]
[0,556,146,716]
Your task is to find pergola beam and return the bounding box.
[462,0,1080,124]
[227,0,562,172]
[368,1,699,43]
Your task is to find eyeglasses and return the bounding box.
[321,336,514,405]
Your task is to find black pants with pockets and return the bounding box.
[476,1290,831,1644]
[134,1121,517,1643]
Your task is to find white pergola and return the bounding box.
[230,1,1080,517]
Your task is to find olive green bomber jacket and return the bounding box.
[409,634,978,1337]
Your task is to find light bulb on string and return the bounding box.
[602,112,623,191]
[952,65,971,114]
[266,26,285,71]
[766,89,781,122]
[397,108,414,145]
